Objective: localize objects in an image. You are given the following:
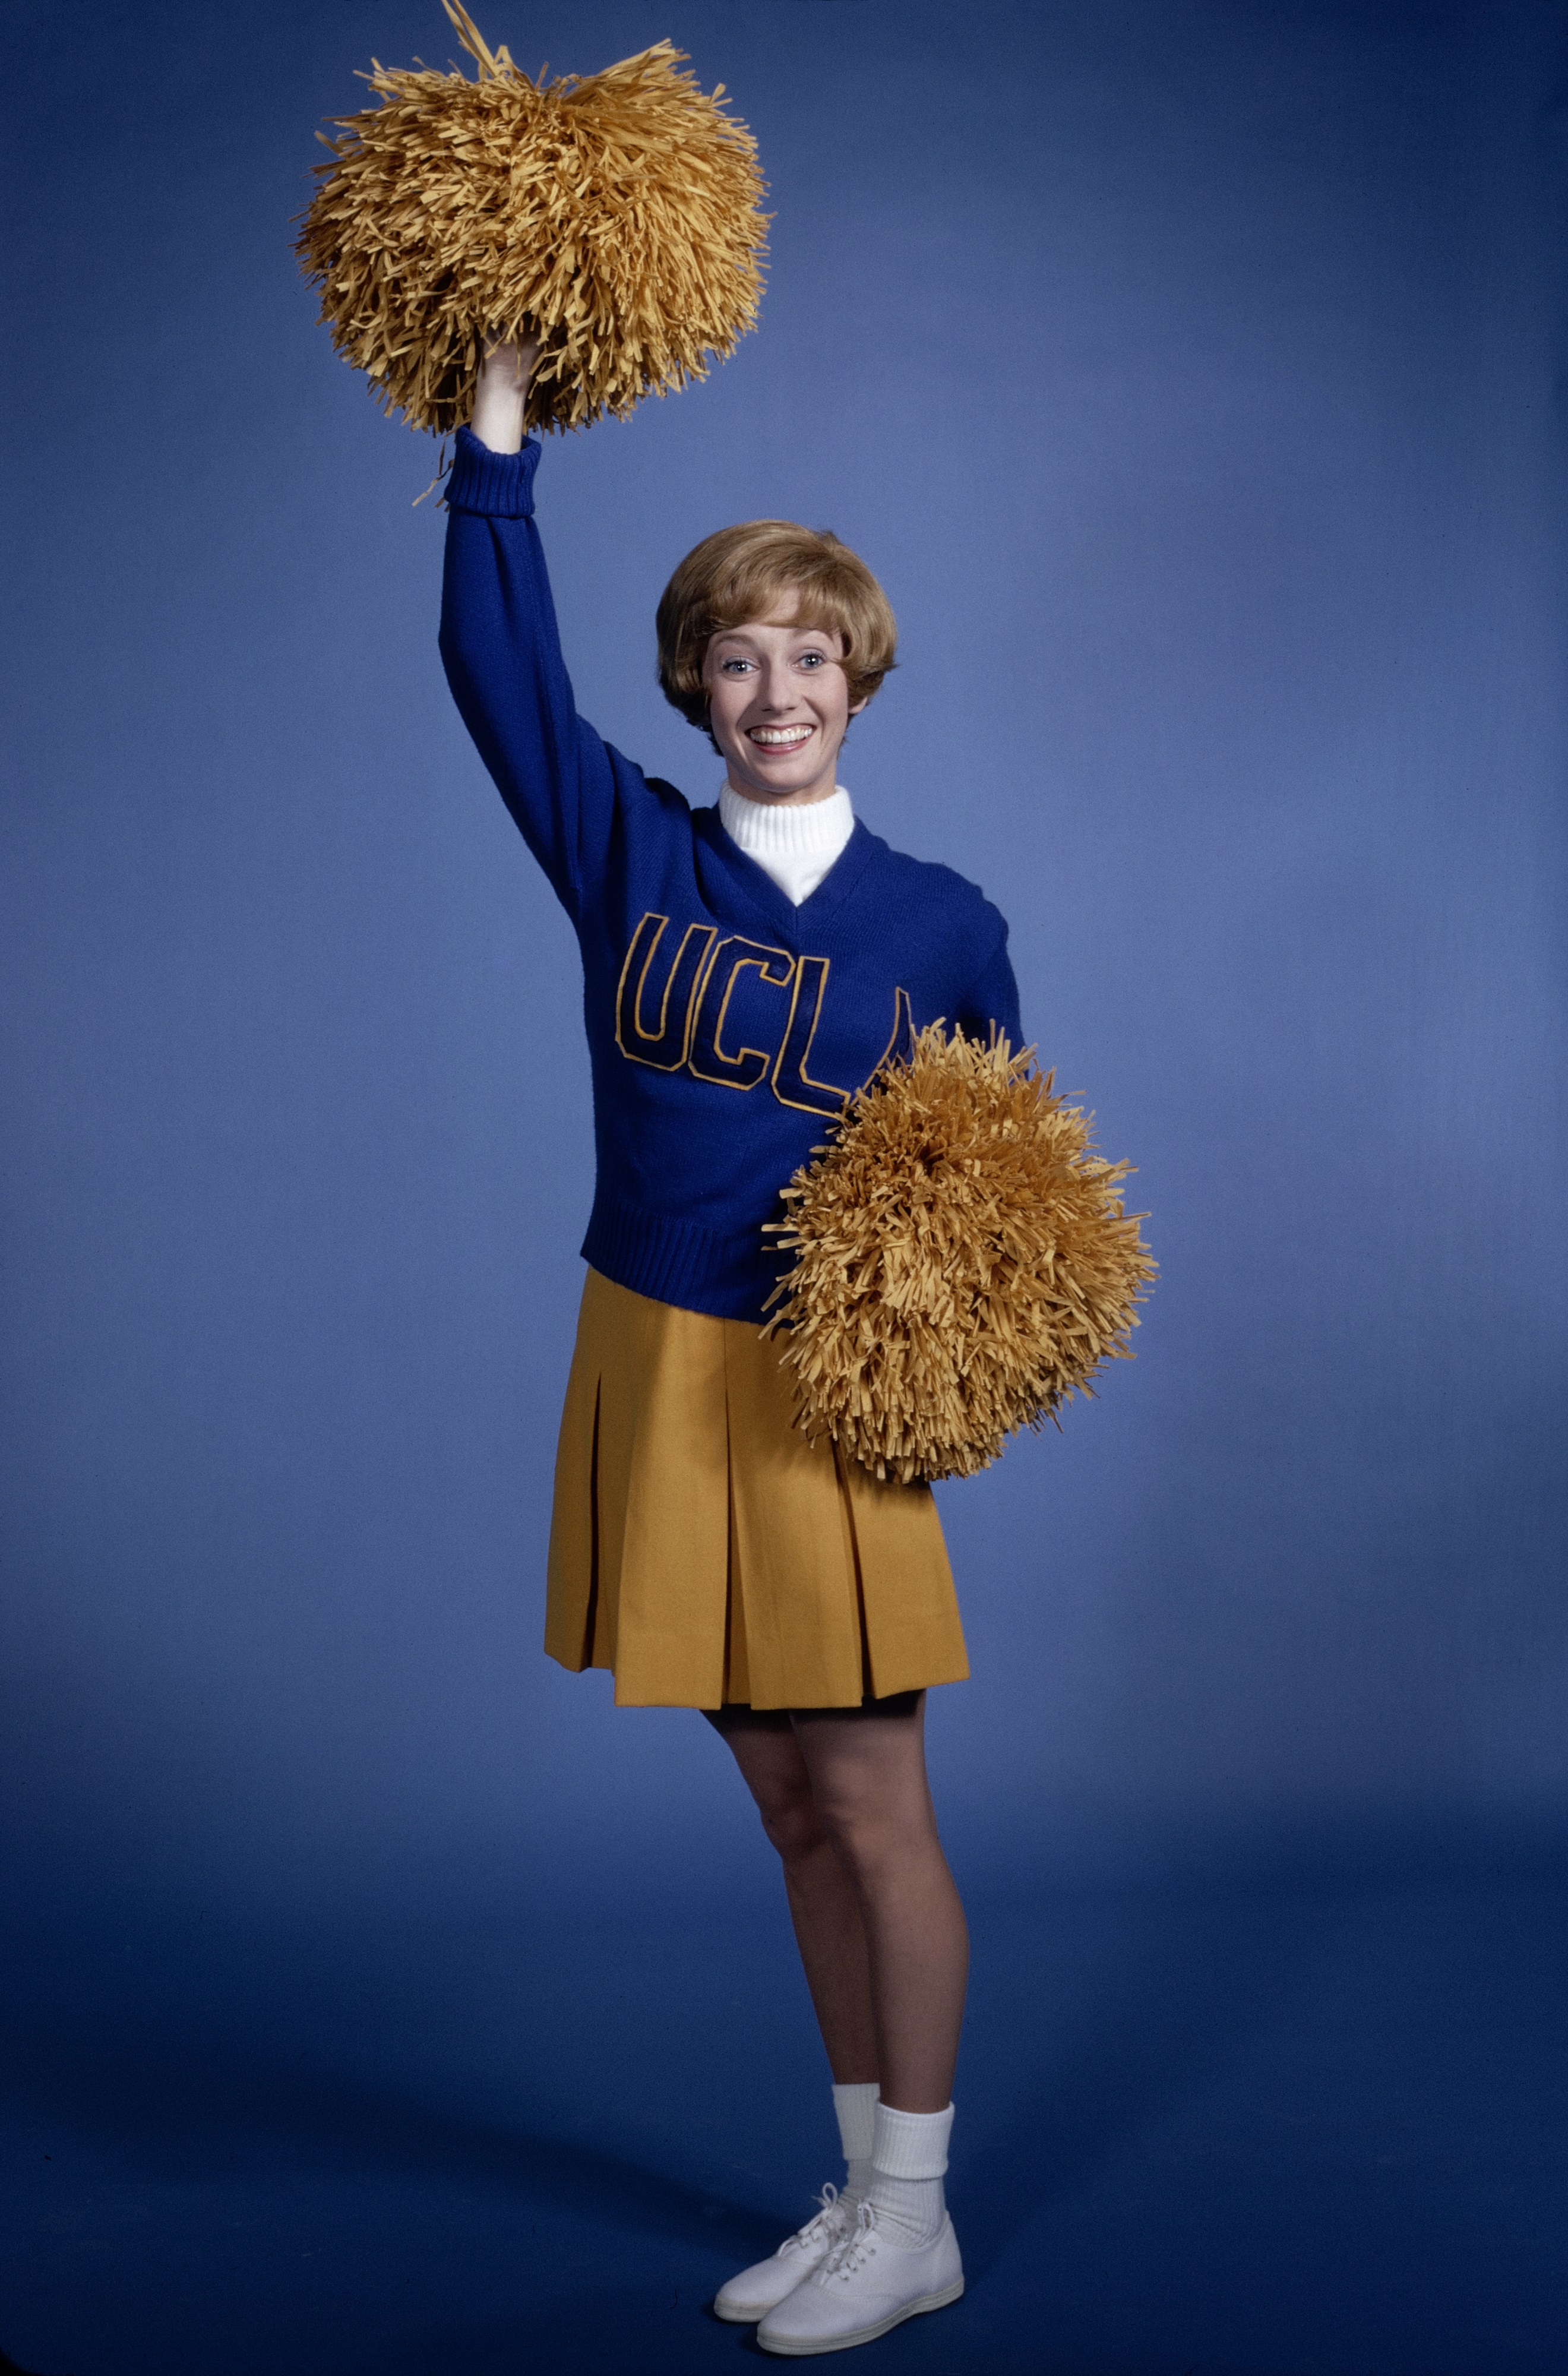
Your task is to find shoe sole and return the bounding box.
[757,2275,965,2355]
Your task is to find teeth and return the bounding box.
[751,727,811,745]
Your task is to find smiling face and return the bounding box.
[701,615,867,808]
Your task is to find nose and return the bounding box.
[757,654,799,711]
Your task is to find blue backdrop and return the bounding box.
[4,4,1566,2371]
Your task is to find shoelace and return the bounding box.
[780,2182,851,2258]
[823,2197,880,2279]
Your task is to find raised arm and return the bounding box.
[438,338,624,919]
[469,334,536,457]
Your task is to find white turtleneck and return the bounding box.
[719,782,855,906]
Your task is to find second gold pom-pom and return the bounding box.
[766,1027,1157,1485]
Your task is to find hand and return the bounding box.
[471,331,541,454]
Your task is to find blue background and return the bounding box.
[3,2,1566,2369]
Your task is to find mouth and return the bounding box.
[746,725,815,753]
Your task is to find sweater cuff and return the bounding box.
[445,425,540,517]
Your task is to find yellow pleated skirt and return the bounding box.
[545,1269,968,1710]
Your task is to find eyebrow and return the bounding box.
[711,625,838,646]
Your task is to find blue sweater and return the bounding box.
[440,426,1023,1323]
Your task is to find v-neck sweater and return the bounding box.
[440,427,1022,1322]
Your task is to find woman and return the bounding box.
[438,336,1021,2355]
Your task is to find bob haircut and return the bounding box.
[656,520,897,744]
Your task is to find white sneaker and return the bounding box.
[713,2184,858,2324]
[756,2198,964,2355]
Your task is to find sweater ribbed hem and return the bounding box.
[445,425,540,517]
[580,1192,788,1323]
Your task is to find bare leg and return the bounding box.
[791,1695,967,2114]
[706,1693,968,2113]
[706,1705,878,2082]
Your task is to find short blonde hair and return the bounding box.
[656,520,897,736]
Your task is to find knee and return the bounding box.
[753,1777,827,1866]
[812,1786,927,1888]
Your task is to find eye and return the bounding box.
[719,656,755,675]
[798,650,827,669]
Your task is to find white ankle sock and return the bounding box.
[832,2080,879,2202]
[867,2100,953,2248]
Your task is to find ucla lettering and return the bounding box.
[772,954,853,1117]
[871,985,916,1079]
[614,912,906,1111]
[688,936,795,1090]
[615,915,717,1071]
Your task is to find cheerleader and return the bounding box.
[439,336,1022,2355]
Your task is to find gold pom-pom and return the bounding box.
[295,4,769,435]
[766,1026,1157,1484]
